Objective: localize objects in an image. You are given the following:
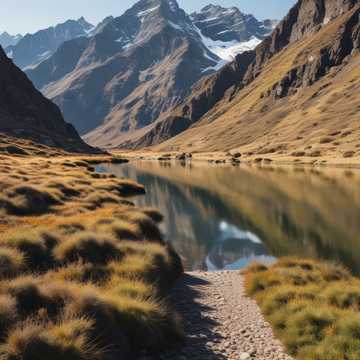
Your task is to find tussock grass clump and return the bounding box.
[116,212,163,242]
[1,230,58,272]
[245,258,360,359]
[140,208,164,223]
[53,233,121,265]
[0,317,102,360]
[0,248,24,279]
[0,295,17,341]
[4,185,62,216]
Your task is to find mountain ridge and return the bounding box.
[0,32,22,48]
[123,0,360,156]
[5,17,94,69]
[24,0,275,148]
[145,0,360,161]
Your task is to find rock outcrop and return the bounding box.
[191,4,275,43]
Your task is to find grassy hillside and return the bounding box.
[0,138,183,359]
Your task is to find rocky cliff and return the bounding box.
[0,47,94,153]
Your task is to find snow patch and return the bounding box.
[37,50,52,60]
[137,5,160,19]
[210,37,262,61]
[194,23,261,67]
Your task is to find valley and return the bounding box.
[1,0,360,359]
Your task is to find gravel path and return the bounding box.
[159,271,293,360]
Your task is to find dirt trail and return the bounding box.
[159,271,293,360]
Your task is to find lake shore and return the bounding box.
[115,150,360,168]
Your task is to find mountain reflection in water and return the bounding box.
[98,161,360,274]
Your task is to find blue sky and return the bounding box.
[1,0,297,35]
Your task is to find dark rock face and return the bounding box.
[5,18,94,69]
[125,50,256,148]
[243,0,359,83]
[0,47,94,153]
[191,4,275,42]
[125,0,360,149]
[88,16,115,36]
[27,0,224,141]
[26,37,91,90]
[0,32,22,48]
[266,5,360,99]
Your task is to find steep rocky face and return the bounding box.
[0,46,94,153]
[125,50,256,148]
[191,5,277,61]
[88,16,115,36]
[0,32,22,48]
[125,0,360,151]
[27,0,226,145]
[243,0,359,83]
[191,4,275,43]
[5,18,94,69]
[26,37,91,90]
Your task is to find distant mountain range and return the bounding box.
[0,32,22,48]
[5,17,94,69]
[16,0,276,149]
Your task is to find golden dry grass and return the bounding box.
[244,258,360,360]
[0,143,184,359]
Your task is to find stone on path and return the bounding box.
[240,353,251,360]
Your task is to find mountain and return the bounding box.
[26,0,231,145]
[26,0,272,148]
[191,5,277,60]
[0,46,93,153]
[88,16,115,36]
[127,0,360,162]
[0,32,22,48]
[5,17,94,69]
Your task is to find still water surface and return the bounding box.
[99,161,360,273]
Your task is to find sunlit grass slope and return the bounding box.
[0,137,183,359]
